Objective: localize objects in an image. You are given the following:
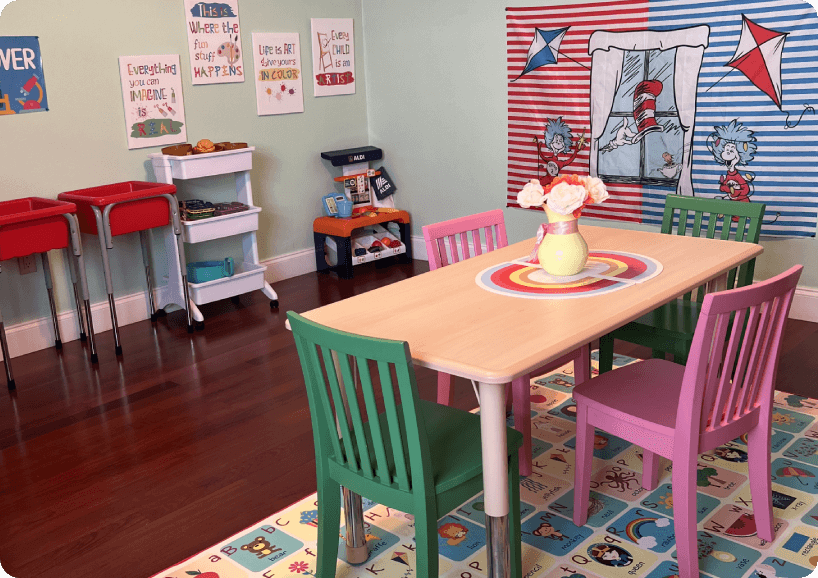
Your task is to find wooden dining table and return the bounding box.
[302,224,763,578]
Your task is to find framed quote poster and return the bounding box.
[252,32,304,115]
[184,0,245,85]
[310,18,355,97]
[118,55,186,150]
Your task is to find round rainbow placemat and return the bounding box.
[475,250,662,299]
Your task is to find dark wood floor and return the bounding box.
[0,258,815,578]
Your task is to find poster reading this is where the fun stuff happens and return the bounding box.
[185,0,245,85]
[118,55,187,150]
[310,18,355,97]
[252,32,304,116]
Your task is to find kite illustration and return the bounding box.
[512,27,589,81]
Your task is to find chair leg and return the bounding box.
[575,344,591,384]
[573,403,595,526]
[642,449,660,491]
[598,333,614,374]
[506,385,513,413]
[436,371,453,405]
[747,425,775,542]
[508,452,522,578]
[511,375,532,477]
[413,504,438,578]
[317,477,341,577]
[672,457,700,578]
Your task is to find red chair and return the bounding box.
[572,265,802,578]
[423,209,590,476]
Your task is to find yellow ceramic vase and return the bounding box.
[537,204,588,276]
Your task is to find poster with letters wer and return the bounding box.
[310,18,355,97]
[252,33,304,115]
[185,0,244,85]
[118,54,186,150]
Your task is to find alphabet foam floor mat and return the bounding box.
[153,352,818,578]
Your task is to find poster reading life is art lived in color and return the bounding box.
[184,0,244,85]
[252,32,304,115]
[118,55,187,150]
[310,18,355,97]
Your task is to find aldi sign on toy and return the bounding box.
[252,32,304,116]
[0,36,48,116]
[310,18,355,97]
[118,54,187,149]
[184,0,245,85]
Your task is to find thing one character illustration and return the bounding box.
[707,120,757,213]
[438,522,469,546]
[533,117,586,186]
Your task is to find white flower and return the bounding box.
[517,179,545,208]
[583,176,609,204]
[546,182,587,215]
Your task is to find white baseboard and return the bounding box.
[5,235,815,360]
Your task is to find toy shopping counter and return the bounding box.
[313,209,412,279]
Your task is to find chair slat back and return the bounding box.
[288,312,432,493]
[677,266,802,438]
[423,209,508,271]
[661,195,764,302]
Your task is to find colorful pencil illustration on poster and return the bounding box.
[0,36,48,116]
[185,0,245,85]
[310,18,355,97]
[118,54,187,150]
[252,32,304,116]
[505,0,818,239]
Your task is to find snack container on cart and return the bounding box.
[0,197,98,389]
[58,181,193,355]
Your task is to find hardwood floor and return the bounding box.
[0,258,815,578]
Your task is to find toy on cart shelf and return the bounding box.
[161,141,249,156]
[187,258,235,284]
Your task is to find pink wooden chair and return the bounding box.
[572,265,803,578]
[423,209,591,476]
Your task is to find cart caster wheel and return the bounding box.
[55,339,63,351]
[270,300,279,309]
[156,309,167,317]
[7,379,15,391]
[195,321,205,331]
[150,313,158,323]
[80,332,87,342]
[115,345,123,356]
[91,353,99,364]
[231,296,241,304]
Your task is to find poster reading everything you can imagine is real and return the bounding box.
[0,36,48,115]
[184,0,245,85]
[252,32,304,115]
[118,54,187,150]
[310,18,355,97]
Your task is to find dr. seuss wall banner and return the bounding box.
[185,0,244,85]
[252,32,304,115]
[310,18,355,97]
[506,0,818,238]
[118,55,187,150]
[0,36,48,116]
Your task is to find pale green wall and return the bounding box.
[0,0,367,324]
[360,0,818,288]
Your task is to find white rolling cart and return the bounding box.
[148,147,278,326]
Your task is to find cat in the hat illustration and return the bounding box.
[533,117,586,186]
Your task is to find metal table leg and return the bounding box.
[40,253,63,350]
[91,206,122,356]
[164,197,194,333]
[63,213,97,363]
[139,230,157,322]
[63,248,87,342]
[0,266,14,390]
[343,488,368,565]
[479,380,511,578]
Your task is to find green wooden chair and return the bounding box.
[288,311,523,577]
[598,195,765,373]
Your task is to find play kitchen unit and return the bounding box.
[0,197,98,389]
[149,145,279,327]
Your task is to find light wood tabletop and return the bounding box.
[303,225,763,385]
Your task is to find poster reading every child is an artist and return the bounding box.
[310,18,355,97]
[185,0,245,85]
[118,55,187,150]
